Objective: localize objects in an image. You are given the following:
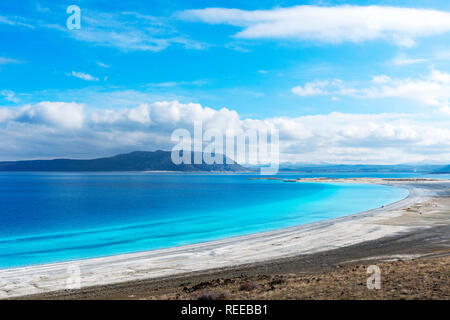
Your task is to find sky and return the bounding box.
[1,0,450,164]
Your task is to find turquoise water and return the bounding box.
[0,173,411,269]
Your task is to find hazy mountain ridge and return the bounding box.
[433,165,450,174]
[0,151,249,172]
[277,164,445,173]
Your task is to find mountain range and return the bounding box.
[433,165,450,174]
[277,164,446,173]
[0,151,249,172]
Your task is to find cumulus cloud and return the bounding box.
[181,5,450,46]
[0,100,449,163]
[292,80,342,96]
[1,102,84,130]
[292,69,450,114]
[363,70,450,113]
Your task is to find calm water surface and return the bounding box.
[0,172,420,268]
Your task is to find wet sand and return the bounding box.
[3,178,450,300]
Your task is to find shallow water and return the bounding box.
[0,172,410,268]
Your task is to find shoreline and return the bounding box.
[2,178,449,299]
[0,180,410,268]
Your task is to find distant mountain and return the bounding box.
[433,165,450,174]
[277,164,444,173]
[0,151,249,172]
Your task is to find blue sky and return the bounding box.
[1,1,450,163]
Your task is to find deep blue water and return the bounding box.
[0,172,431,269]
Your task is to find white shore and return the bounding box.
[0,178,448,298]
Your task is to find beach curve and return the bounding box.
[1,178,448,299]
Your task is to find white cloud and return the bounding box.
[0,15,34,28]
[371,75,391,84]
[147,79,209,87]
[0,57,23,64]
[391,53,428,65]
[364,70,450,114]
[181,5,450,46]
[292,79,345,97]
[0,90,19,103]
[97,62,110,68]
[293,69,450,114]
[434,50,450,61]
[224,42,251,52]
[36,102,85,129]
[292,80,332,96]
[0,100,449,163]
[1,102,84,130]
[0,108,12,123]
[55,11,206,52]
[69,71,99,81]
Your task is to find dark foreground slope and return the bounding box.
[0,151,249,172]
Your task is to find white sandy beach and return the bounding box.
[0,178,448,299]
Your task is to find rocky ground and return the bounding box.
[152,256,450,300]
[24,224,450,300]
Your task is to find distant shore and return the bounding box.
[3,178,450,299]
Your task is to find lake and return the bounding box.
[0,172,414,268]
